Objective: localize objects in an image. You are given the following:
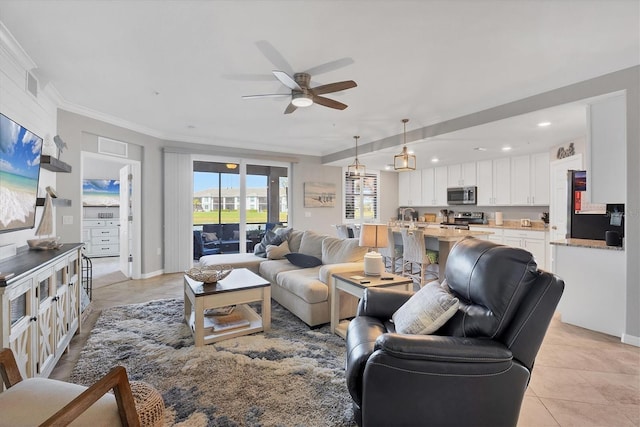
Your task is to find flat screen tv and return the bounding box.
[0,113,43,233]
[82,179,120,207]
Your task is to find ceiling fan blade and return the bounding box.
[312,80,357,95]
[242,93,290,99]
[313,96,348,110]
[284,103,297,114]
[256,40,294,75]
[304,57,354,76]
[273,71,301,90]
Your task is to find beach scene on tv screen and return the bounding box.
[0,114,42,231]
[83,179,120,206]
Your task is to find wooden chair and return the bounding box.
[0,347,141,426]
[400,228,439,287]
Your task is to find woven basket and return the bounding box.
[130,381,165,427]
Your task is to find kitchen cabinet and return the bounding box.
[476,158,511,206]
[398,170,422,206]
[469,226,504,244]
[1,244,82,378]
[83,219,120,257]
[511,153,550,205]
[503,229,547,270]
[421,167,448,206]
[448,162,476,187]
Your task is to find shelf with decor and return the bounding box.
[36,197,71,207]
[40,155,72,173]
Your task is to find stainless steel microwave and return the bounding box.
[447,186,477,205]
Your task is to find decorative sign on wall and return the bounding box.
[304,182,336,207]
[556,142,576,159]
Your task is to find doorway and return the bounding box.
[81,152,141,284]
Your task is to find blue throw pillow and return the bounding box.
[285,252,322,268]
[254,230,283,258]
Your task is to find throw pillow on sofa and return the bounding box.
[254,230,284,258]
[298,230,325,259]
[266,240,291,260]
[202,232,218,243]
[392,282,459,335]
[285,253,323,268]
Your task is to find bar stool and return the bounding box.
[400,228,439,287]
[379,228,403,273]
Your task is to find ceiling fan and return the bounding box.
[242,70,357,114]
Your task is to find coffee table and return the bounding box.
[330,271,412,338]
[183,268,271,346]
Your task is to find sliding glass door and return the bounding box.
[193,160,288,256]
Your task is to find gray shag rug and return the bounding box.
[70,298,356,427]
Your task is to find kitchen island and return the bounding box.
[391,226,493,280]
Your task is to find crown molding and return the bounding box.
[0,21,37,71]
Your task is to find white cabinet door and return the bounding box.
[511,155,531,205]
[493,158,511,205]
[434,166,449,206]
[398,170,422,206]
[461,162,477,186]
[422,168,435,206]
[531,152,550,205]
[398,172,411,206]
[476,160,493,206]
[447,164,462,187]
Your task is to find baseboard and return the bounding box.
[621,333,640,347]
[140,269,164,279]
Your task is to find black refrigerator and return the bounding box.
[567,170,624,245]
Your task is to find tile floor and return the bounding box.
[51,261,639,427]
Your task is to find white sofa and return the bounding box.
[199,229,368,327]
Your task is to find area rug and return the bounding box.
[70,298,356,427]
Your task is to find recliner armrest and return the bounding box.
[375,333,512,364]
[357,287,413,318]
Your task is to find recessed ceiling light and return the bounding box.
[431,157,439,163]
[537,121,551,127]
[384,164,393,170]
[473,147,487,151]
[502,146,512,151]
[187,125,196,129]
[407,149,415,155]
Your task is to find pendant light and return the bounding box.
[394,118,416,171]
[347,135,366,178]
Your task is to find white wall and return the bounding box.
[0,23,59,250]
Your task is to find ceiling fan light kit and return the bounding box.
[347,135,366,178]
[243,70,357,114]
[394,118,416,171]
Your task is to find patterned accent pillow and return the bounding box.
[253,230,283,258]
[392,282,459,335]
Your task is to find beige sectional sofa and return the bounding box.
[199,229,368,327]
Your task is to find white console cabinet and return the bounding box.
[83,219,120,257]
[0,244,82,378]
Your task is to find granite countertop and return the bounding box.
[550,238,624,251]
[391,226,493,241]
[468,220,548,231]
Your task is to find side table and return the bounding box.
[330,271,412,338]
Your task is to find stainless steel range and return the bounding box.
[441,212,484,230]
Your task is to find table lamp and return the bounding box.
[359,224,389,276]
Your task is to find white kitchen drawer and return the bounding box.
[502,229,545,240]
[91,227,118,237]
[88,244,119,256]
[84,219,106,227]
[91,235,119,245]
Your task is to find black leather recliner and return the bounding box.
[345,237,564,427]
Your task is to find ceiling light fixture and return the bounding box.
[347,135,366,178]
[394,119,416,171]
[226,163,238,170]
[502,146,512,152]
[291,92,313,108]
[431,157,439,163]
[537,121,552,127]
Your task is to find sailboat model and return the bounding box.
[27,193,61,250]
